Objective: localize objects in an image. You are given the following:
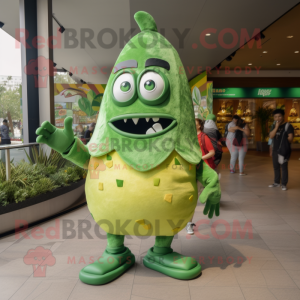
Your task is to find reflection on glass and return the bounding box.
[54,84,105,143]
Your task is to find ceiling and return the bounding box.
[1,0,300,83]
[220,2,300,71]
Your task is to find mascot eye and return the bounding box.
[120,81,131,92]
[113,73,135,102]
[144,80,155,91]
[139,72,164,100]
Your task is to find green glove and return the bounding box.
[196,160,221,219]
[36,117,75,154]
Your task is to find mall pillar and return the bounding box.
[19,0,54,144]
[36,0,55,126]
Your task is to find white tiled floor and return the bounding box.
[1,150,300,300]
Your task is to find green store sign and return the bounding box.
[213,88,300,98]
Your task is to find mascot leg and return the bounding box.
[143,236,201,280]
[79,233,135,285]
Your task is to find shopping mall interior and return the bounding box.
[0,1,300,299]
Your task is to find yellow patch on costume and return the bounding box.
[164,194,173,203]
[105,161,113,168]
[189,195,193,202]
[143,224,151,230]
[172,227,180,234]
[98,182,103,191]
[136,219,145,225]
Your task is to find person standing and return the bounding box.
[226,115,250,175]
[268,121,276,157]
[196,118,216,169]
[76,124,85,138]
[268,109,294,191]
[0,119,11,164]
[186,118,216,235]
[226,115,239,159]
[203,114,223,173]
[84,123,96,141]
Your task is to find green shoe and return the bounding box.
[79,247,135,285]
[143,247,201,280]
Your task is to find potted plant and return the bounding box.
[253,106,274,151]
[0,146,87,207]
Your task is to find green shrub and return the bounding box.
[0,148,87,206]
[14,189,30,203]
[46,165,57,174]
[65,167,80,182]
[0,163,6,182]
[0,190,9,206]
[49,172,69,187]
[31,178,58,195]
[0,181,16,205]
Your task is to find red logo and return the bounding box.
[24,56,56,88]
[23,246,56,277]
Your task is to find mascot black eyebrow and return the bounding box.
[36,11,221,284]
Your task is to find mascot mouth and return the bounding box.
[108,113,177,138]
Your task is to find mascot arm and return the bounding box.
[61,137,91,169]
[196,160,221,219]
[36,117,90,169]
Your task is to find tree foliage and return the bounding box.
[253,106,274,142]
[0,77,22,135]
[0,87,22,120]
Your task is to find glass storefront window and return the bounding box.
[215,99,256,146]
[0,29,23,145]
[287,99,300,144]
[53,82,105,143]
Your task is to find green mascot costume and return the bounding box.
[36,11,221,284]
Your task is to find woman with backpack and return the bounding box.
[186,118,217,235]
[226,115,250,175]
[268,109,294,191]
[203,114,223,172]
[196,118,216,169]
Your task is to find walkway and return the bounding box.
[1,151,300,300]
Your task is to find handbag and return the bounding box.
[233,129,244,147]
[277,123,291,164]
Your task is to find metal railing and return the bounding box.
[0,142,39,181]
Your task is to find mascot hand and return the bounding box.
[36,117,75,154]
[196,160,221,219]
[201,199,220,219]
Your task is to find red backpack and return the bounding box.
[200,133,216,169]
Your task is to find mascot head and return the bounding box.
[89,11,201,171]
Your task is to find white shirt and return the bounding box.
[227,121,236,142]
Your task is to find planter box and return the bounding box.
[256,141,269,152]
[0,179,86,236]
